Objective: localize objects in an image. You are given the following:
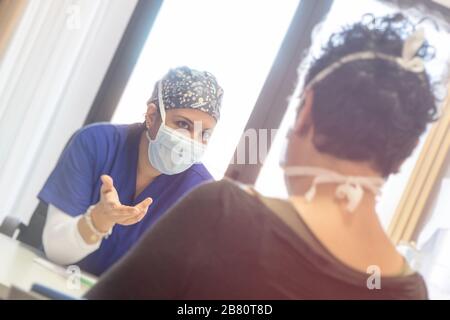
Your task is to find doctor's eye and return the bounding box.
[175,120,191,131]
[202,130,212,143]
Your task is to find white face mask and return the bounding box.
[284,166,385,212]
[146,81,206,175]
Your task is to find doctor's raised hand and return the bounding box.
[78,175,153,244]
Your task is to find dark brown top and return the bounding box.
[85,179,428,300]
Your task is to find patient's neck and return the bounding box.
[282,139,404,275]
[284,149,383,219]
[285,152,390,251]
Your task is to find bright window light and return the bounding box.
[112,0,300,179]
[255,0,450,230]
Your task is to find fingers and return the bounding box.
[100,175,114,192]
[100,175,120,204]
[115,211,146,225]
[110,205,140,218]
[97,181,152,225]
[111,200,151,225]
[135,197,152,212]
[108,204,146,220]
[121,211,147,225]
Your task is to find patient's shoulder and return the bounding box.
[185,179,267,231]
[190,178,256,202]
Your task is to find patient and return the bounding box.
[85,14,439,299]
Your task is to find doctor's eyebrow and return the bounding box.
[173,115,194,127]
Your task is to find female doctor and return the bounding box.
[39,66,224,275]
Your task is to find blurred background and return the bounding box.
[0,0,449,298]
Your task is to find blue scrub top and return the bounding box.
[38,122,213,276]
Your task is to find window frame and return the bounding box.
[388,84,450,244]
[224,0,334,184]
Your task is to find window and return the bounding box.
[111,0,300,179]
[255,0,450,228]
[255,0,450,299]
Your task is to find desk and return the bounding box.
[0,233,96,299]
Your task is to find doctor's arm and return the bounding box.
[42,175,153,265]
[42,204,101,265]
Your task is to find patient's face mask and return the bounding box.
[283,167,385,212]
[146,81,206,175]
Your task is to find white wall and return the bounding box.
[0,0,138,223]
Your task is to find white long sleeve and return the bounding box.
[42,204,101,265]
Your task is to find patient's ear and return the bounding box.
[293,89,314,136]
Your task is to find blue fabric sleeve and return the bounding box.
[38,128,97,216]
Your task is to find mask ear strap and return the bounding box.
[146,80,166,142]
[158,80,166,123]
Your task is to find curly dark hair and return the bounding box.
[302,13,439,177]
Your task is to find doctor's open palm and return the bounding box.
[90,175,153,232]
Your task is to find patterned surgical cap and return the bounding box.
[147,66,224,121]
